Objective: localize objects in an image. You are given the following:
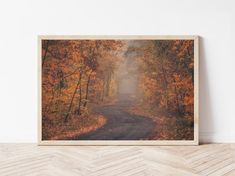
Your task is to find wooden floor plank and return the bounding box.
[0,144,234,176]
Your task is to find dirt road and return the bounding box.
[74,95,155,140]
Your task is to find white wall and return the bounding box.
[0,0,234,143]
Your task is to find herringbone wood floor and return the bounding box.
[0,144,234,176]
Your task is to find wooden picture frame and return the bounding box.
[38,35,199,145]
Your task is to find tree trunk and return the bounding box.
[64,73,82,123]
[159,57,169,109]
[101,79,105,101]
[42,41,50,67]
[46,88,55,113]
[173,77,181,115]
[186,47,194,84]
[83,71,92,107]
[105,71,111,97]
[76,74,83,115]
[191,70,194,84]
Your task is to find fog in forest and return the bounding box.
[116,41,143,98]
[41,39,194,140]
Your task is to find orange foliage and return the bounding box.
[42,40,123,139]
[42,39,194,140]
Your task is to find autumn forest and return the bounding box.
[41,39,194,140]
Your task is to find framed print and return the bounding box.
[38,35,199,145]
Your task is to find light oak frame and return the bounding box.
[38,35,199,145]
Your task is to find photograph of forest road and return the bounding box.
[41,38,195,141]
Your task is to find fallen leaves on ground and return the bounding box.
[42,114,106,140]
[128,104,193,140]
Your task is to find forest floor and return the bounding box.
[42,114,106,140]
[128,104,194,140]
[46,94,193,140]
[73,94,155,140]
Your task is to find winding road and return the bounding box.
[73,94,155,140]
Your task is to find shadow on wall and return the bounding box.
[199,37,214,143]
